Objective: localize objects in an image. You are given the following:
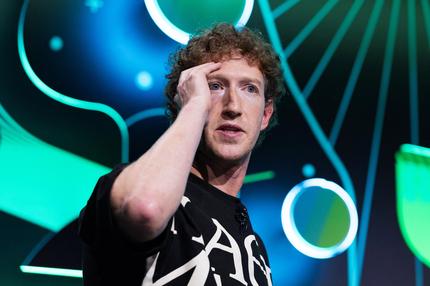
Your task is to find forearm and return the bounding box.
[111,99,207,242]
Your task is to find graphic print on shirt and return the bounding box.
[142,196,272,286]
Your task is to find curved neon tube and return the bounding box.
[18,0,129,162]
[144,0,255,44]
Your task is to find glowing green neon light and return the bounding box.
[18,0,129,162]
[20,266,83,278]
[0,103,111,231]
[302,0,365,99]
[243,171,275,184]
[284,0,339,58]
[257,1,357,284]
[356,1,401,284]
[329,0,384,145]
[396,144,430,269]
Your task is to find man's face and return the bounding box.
[200,57,273,165]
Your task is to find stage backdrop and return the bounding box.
[1,0,430,285]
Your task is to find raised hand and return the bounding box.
[175,62,221,113]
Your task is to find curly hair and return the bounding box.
[165,23,285,144]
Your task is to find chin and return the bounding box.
[210,144,252,164]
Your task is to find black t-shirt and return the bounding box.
[79,165,272,285]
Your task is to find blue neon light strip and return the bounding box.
[408,0,419,145]
[415,258,424,286]
[329,0,384,145]
[18,0,129,162]
[408,1,424,284]
[272,0,300,19]
[21,233,56,267]
[284,0,338,58]
[125,108,166,127]
[356,1,401,284]
[302,0,365,99]
[257,1,358,285]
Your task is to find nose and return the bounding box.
[221,87,242,119]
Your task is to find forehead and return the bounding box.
[207,57,264,85]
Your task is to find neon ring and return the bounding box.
[281,178,358,259]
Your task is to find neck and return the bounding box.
[191,153,251,197]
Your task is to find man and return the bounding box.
[79,23,285,285]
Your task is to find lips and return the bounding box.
[216,123,244,133]
[215,124,245,139]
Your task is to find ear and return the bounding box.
[260,100,274,131]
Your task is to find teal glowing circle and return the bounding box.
[49,36,63,52]
[281,178,358,259]
[144,0,254,44]
[135,71,153,91]
[302,163,316,177]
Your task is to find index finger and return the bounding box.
[192,61,222,75]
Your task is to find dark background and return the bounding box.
[1,0,429,285]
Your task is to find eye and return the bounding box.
[209,82,222,90]
[246,84,258,94]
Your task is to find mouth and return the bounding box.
[216,123,244,138]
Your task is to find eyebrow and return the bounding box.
[207,74,264,88]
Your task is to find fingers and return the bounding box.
[177,62,221,90]
[175,62,222,109]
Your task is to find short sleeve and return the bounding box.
[78,163,171,257]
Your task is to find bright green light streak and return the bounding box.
[0,102,111,231]
[303,0,365,99]
[20,266,82,278]
[284,0,338,58]
[408,0,419,145]
[421,0,430,49]
[330,0,384,145]
[401,144,430,157]
[272,0,300,19]
[257,0,357,285]
[18,0,129,162]
[243,171,275,184]
[356,1,401,284]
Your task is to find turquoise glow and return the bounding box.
[302,163,316,178]
[408,0,419,145]
[356,1,401,284]
[125,108,165,127]
[284,0,338,58]
[302,0,365,99]
[144,0,254,44]
[329,0,384,145]
[0,103,111,231]
[20,266,82,278]
[49,36,63,52]
[18,0,129,163]
[85,0,104,13]
[257,0,358,284]
[272,0,300,19]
